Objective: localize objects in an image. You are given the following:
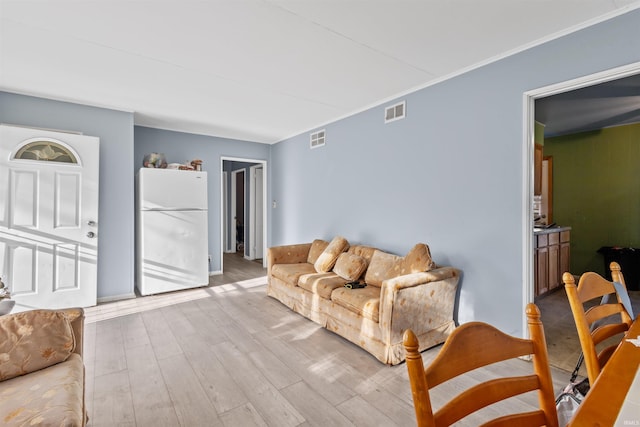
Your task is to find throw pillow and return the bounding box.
[401,243,436,274]
[364,250,404,287]
[307,239,330,264]
[0,310,75,381]
[333,253,368,281]
[314,236,349,272]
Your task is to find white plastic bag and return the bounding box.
[555,378,589,426]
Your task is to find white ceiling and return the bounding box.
[1,0,639,144]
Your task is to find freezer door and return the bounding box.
[138,168,207,210]
[137,210,209,295]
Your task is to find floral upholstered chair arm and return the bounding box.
[378,267,460,345]
[60,308,84,356]
[267,243,312,273]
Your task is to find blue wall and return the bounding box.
[1,8,639,336]
[0,92,135,301]
[270,9,640,335]
[134,127,269,272]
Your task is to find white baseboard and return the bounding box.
[209,270,222,276]
[97,293,136,304]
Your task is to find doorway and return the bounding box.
[220,157,267,272]
[232,169,245,254]
[523,62,640,329]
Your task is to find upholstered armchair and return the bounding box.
[0,308,86,426]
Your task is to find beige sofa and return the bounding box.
[0,308,86,426]
[267,237,460,365]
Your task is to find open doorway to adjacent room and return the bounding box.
[221,157,267,273]
[523,62,640,373]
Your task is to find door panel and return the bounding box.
[0,124,99,311]
[56,173,81,227]
[10,170,38,227]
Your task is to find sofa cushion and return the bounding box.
[401,243,436,274]
[364,250,403,287]
[0,310,75,381]
[298,272,346,299]
[271,263,317,286]
[333,253,368,281]
[307,239,330,264]
[331,286,381,323]
[0,353,84,426]
[314,236,349,273]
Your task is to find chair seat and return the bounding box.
[331,286,380,322]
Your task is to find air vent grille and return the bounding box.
[310,129,325,149]
[385,101,406,123]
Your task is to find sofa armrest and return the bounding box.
[61,308,84,357]
[267,243,312,276]
[378,267,459,345]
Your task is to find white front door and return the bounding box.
[0,124,100,311]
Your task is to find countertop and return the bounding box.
[533,225,571,235]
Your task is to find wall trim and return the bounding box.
[97,293,137,304]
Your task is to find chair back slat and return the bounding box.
[424,322,533,388]
[436,375,540,425]
[480,410,548,427]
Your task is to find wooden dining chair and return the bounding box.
[403,303,558,427]
[610,261,628,291]
[562,267,632,385]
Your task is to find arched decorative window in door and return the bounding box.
[13,138,78,163]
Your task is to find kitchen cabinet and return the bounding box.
[534,227,570,297]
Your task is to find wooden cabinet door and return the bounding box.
[548,243,560,291]
[536,246,549,295]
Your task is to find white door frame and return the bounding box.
[222,171,228,252]
[220,157,267,272]
[249,164,264,261]
[522,61,640,335]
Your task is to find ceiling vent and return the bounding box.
[385,101,406,123]
[310,129,325,149]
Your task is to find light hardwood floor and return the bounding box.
[84,254,569,426]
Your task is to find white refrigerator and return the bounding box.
[136,168,209,296]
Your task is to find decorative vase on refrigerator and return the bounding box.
[136,168,209,296]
